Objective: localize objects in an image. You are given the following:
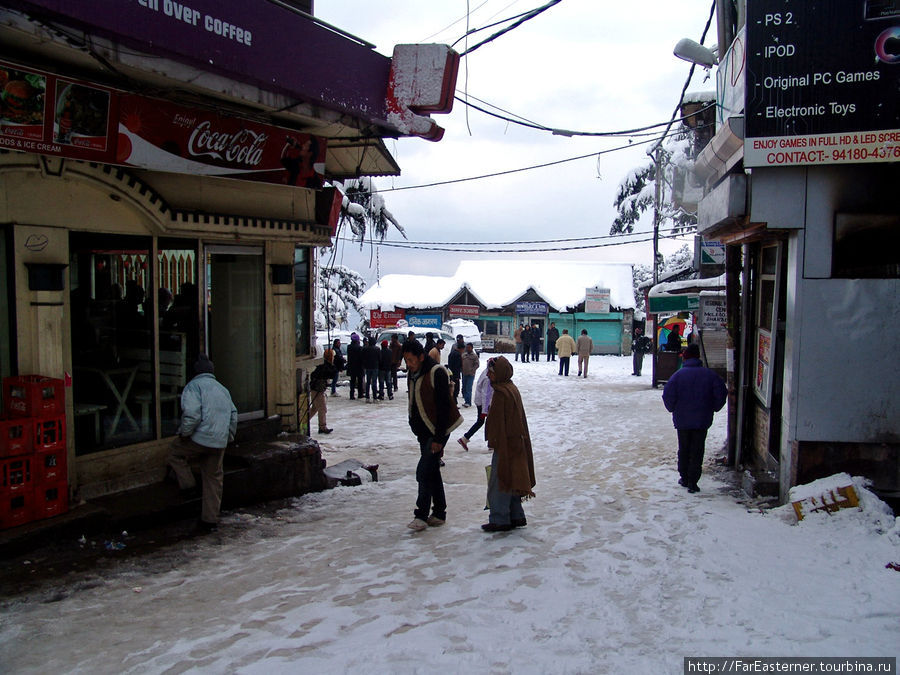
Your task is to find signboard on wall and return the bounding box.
[699,295,727,331]
[406,314,442,329]
[584,287,611,314]
[744,0,900,167]
[369,309,406,329]
[449,304,479,318]
[515,301,548,316]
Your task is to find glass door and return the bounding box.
[206,246,265,420]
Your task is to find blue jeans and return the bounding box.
[378,370,391,398]
[558,356,570,375]
[364,368,378,399]
[415,436,446,521]
[487,449,525,525]
[462,374,475,405]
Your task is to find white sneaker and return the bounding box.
[426,516,445,527]
[407,518,427,531]
[457,437,469,451]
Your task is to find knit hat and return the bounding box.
[351,332,360,342]
[381,340,388,348]
[194,353,215,375]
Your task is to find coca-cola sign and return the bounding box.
[119,94,326,187]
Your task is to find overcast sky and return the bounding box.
[315,0,715,287]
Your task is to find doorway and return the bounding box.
[206,246,265,420]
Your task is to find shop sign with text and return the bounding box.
[516,301,548,316]
[744,0,900,167]
[449,304,479,318]
[369,309,406,329]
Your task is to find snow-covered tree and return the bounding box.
[610,133,697,236]
[315,263,365,331]
[315,177,406,332]
[335,177,406,246]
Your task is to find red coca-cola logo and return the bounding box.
[187,120,268,166]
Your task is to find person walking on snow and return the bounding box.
[482,356,535,532]
[576,329,593,378]
[458,364,493,451]
[662,343,727,493]
[378,339,394,400]
[403,339,462,531]
[167,354,238,533]
[460,342,480,407]
[555,328,577,376]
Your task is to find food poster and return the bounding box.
[0,59,117,162]
[54,80,111,150]
[0,65,47,141]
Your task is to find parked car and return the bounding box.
[374,326,456,367]
[442,318,483,353]
[315,329,354,357]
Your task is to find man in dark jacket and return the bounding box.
[447,341,463,403]
[521,324,531,362]
[662,343,727,493]
[378,339,393,400]
[346,333,364,400]
[546,322,559,361]
[361,336,381,402]
[631,327,652,376]
[403,339,462,531]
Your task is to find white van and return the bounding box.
[374,326,456,366]
[442,318,483,353]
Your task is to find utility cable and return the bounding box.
[458,0,564,56]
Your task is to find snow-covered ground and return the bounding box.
[2,356,898,674]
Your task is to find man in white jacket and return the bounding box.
[167,353,238,532]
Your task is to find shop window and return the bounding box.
[294,247,310,356]
[70,233,155,454]
[157,239,198,436]
[833,213,900,278]
[753,244,780,406]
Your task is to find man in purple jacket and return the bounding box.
[662,343,727,494]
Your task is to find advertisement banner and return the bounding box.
[369,309,406,329]
[0,61,118,162]
[118,94,326,187]
[449,304,479,318]
[0,60,327,188]
[744,0,900,167]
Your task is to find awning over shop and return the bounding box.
[647,273,725,314]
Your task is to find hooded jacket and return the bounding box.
[485,356,536,498]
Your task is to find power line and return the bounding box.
[333,230,695,254]
[457,0,564,56]
[368,123,710,194]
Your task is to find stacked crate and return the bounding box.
[1,375,68,529]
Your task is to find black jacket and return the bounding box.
[362,343,380,370]
[346,340,363,374]
[379,345,393,371]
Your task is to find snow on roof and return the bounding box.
[648,273,725,297]
[357,260,635,312]
[683,90,716,104]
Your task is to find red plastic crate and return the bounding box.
[0,417,32,458]
[33,447,67,486]
[1,455,32,493]
[3,375,65,419]
[34,416,66,452]
[33,480,68,520]
[0,489,33,529]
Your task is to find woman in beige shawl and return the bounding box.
[482,356,536,532]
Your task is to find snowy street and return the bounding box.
[2,355,898,674]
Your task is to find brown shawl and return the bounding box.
[485,356,536,498]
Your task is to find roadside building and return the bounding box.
[689,0,899,504]
[358,260,636,355]
[0,1,457,502]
